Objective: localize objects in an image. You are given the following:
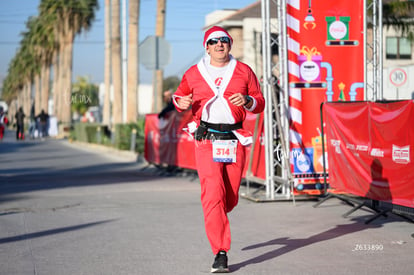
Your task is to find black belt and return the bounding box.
[199,121,242,132]
[195,121,241,141]
[203,131,236,140]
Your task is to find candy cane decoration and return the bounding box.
[287,0,303,150]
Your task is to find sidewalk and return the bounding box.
[0,137,413,274]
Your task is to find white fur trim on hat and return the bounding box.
[205,31,230,47]
[203,26,233,49]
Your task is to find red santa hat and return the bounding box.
[203,26,233,49]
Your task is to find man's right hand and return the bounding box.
[177,94,193,110]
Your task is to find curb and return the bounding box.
[67,140,146,163]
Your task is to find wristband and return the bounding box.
[244,96,252,106]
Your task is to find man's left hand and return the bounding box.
[229,93,248,107]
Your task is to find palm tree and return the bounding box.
[20,17,38,116]
[15,30,39,119]
[18,17,43,118]
[111,0,123,124]
[102,0,111,125]
[71,76,99,117]
[2,56,23,104]
[127,0,140,122]
[39,0,99,125]
[26,16,56,116]
[38,18,55,114]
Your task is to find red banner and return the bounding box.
[324,101,414,208]
[144,111,266,179]
[287,0,365,189]
[144,111,196,170]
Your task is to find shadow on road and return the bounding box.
[0,134,165,201]
[230,217,383,272]
[0,219,116,244]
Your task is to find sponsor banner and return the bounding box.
[144,111,196,169]
[144,111,265,179]
[324,101,414,208]
[287,0,364,186]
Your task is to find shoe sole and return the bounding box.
[211,267,229,273]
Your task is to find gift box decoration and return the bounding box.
[298,46,322,82]
[326,16,350,41]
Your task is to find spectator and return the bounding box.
[15,107,25,140]
[36,109,49,138]
[28,103,36,139]
[158,90,176,119]
[0,106,8,141]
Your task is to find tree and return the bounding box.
[127,0,140,122]
[111,0,123,124]
[39,0,99,124]
[382,0,414,41]
[71,76,99,117]
[163,76,180,93]
[13,29,38,118]
[22,17,41,116]
[26,16,56,115]
[102,0,111,125]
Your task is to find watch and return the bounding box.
[244,95,252,106]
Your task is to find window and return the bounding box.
[386,37,412,59]
[260,33,279,56]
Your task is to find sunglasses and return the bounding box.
[207,37,231,46]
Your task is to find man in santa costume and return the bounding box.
[173,26,265,273]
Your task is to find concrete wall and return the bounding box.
[99,83,154,117]
[228,27,244,60]
[382,64,414,100]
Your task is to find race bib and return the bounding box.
[212,140,237,163]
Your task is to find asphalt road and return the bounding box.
[1,128,414,275]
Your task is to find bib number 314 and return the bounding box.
[212,140,237,163]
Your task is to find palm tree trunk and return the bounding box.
[127,0,139,122]
[111,0,123,124]
[59,13,75,125]
[17,91,22,108]
[51,51,60,117]
[9,100,17,125]
[35,74,41,116]
[24,81,31,122]
[103,0,111,125]
[57,32,67,122]
[61,32,74,124]
[41,63,50,113]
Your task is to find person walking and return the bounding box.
[0,106,8,141]
[15,107,25,140]
[28,104,37,139]
[158,90,176,119]
[173,26,265,273]
[36,109,49,138]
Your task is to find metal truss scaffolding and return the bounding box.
[246,0,292,201]
[249,0,382,201]
[365,0,383,101]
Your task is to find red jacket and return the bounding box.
[0,114,8,128]
[173,56,265,145]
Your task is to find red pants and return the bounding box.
[194,140,246,255]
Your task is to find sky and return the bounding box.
[0,0,258,88]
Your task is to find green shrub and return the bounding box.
[71,123,101,143]
[113,118,145,153]
[70,118,145,154]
